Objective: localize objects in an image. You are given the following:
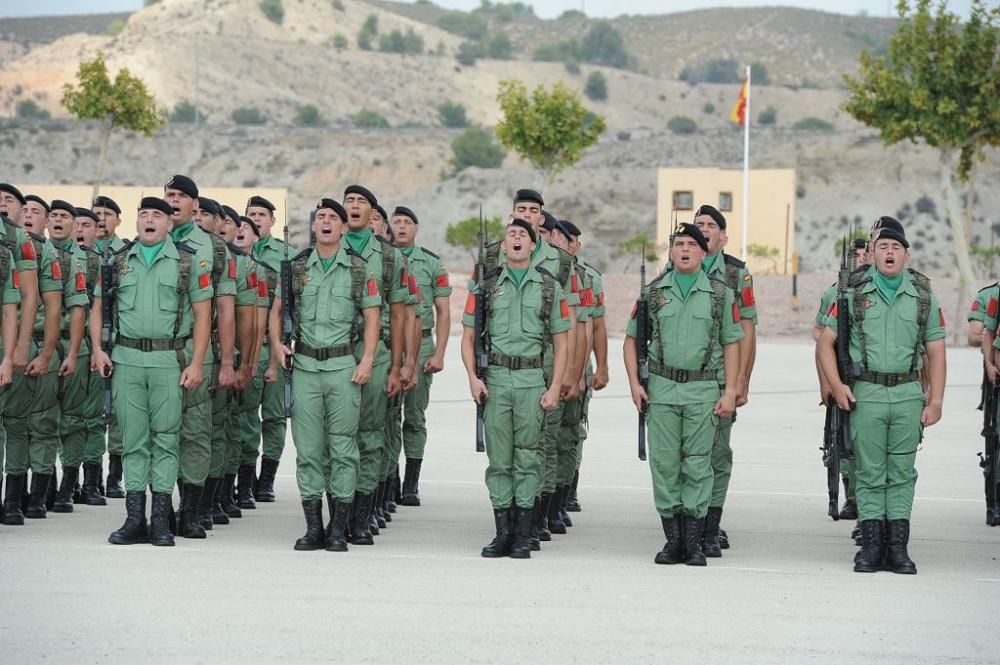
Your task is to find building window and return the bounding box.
[673,191,693,210]
[719,192,733,211]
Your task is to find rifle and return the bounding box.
[472,207,489,453]
[635,243,649,461]
[99,243,117,426]
[978,370,1000,526]
[279,219,294,418]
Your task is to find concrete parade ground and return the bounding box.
[2,339,997,664]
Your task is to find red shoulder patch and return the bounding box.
[597,293,604,307]
[464,293,476,315]
[741,286,755,307]
[12,270,20,289]
[570,273,580,293]
[50,260,62,280]
[75,272,86,292]
[400,268,408,287]
[20,241,36,261]
[435,273,450,288]
[732,302,740,323]
[247,272,258,289]
[257,279,268,298]
[987,298,998,317]
[971,300,981,312]
[560,299,569,319]
[408,274,418,295]
[827,302,838,318]
[198,272,211,289]
[367,278,379,297]
[228,258,237,279]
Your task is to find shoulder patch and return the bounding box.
[723,253,746,269]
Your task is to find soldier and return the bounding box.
[624,223,742,566]
[391,206,451,507]
[92,195,128,499]
[270,198,381,551]
[3,193,64,519]
[0,183,40,526]
[818,219,946,574]
[0,216,21,525]
[461,219,570,559]
[90,196,213,546]
[164,176,233,537]
[246,194,294,505]
[692,204,757,556]
[341,184,408,544]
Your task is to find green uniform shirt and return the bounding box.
[626,270,744,405]
[96,240,213,368]
[253,234,297,309]
[824,267,945,404]
[463,265,571,390]
[96,234,128,254]
[354,233,409,338]
[974,284,1000,332]
[0,220,39,273]
[274,246,381,373]
[405,245,452,330]
[0,246,21,354]
[50,240,91,332]
[234,252,267,308]
[817,284,838,326]
[582,261,604,320]
[704,251,758,325]
[573,261,592,323]
[30,236,66,333]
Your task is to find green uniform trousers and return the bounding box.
[356,351,390,494]
[484,380,544,510]
[260,350,287,462]
[539,401,563,495]
[82,381,107,464]
[237,351,268,467]
[114,363,182,494]
[290,365,361,501]
[209,382,232,479]
[576,364,595,472]
[57,350,93,468]
[850,396,922,521]
[402,337,435,460]
[178,361,212,486]
[4,347,61,474]
[841,458,857,501]
[556,395,583,486]
[709,414,733,508]
[648,402,717,519]
[380,395,403,480]
[107,414,123,455]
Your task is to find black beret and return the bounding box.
[0,183,26,205]
[138,196,175,216]
[198,197,221,217]
[541,211,557,232]
[239,216,261,238]
[874,227,909,249]
[343,184,377,208]
[695,204,726,230]
[315,198,348,223]
[392,206,418,224]
[871,215,904,237]
[551,219,573,242]
[92,195,121,215]
[374,203,388,221]
[560,220,581,238]
[49,199,76,217]
[514,188,544,207]
[165,174,198,199]
[75,207,99,222]
[671,222,709,253]
[851,238,868,250]
[24,195,49,213]
[246,195,275,212]
[508,218,536,244]
[221,204,241,225]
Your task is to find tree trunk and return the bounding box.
[953,160,980,342]
[91,124,113,202]
[939,146,978,342]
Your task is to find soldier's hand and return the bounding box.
[25,354,50,377]
[91,351,113,377]
[560,377,580,401]
[832,383,856,412]
[736,380,750,407]
[987,362,999,385]
[352,357,373,385]
[180,363,204,390]
[12,343,28,373]
[400,363,417,392]
[423,354,444,375]
[592,366,609,391]
[921,401,942,427]
[540,387,561,411]
[218,363,237,390]
[264,362,278,384]
[386,367,401,398]
[0,358,12,386]
[235,365,250,390]
[714,392,736,418]
[469,377,488,404]
[58,354,77,377]
[629,383,649,413]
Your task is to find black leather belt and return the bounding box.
[488,352,542,370]
[296,342,356,361]
[855,371,919,387]
[116,336,188,352]
[648,360,718,383]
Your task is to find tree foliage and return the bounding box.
[495,79,606,184]
[667,116,697,134]
[445,215,505,258]
[352,109,390,129]
[438,101,468,128]
[379,29,424,55]
[530,23,632,70]
[792,117,833,131]
[451,126,505,171]
[294,104,324,127]
[758,106,777,125]
[584,71,607,101]
[169,100,197,123]
[232,107,268,125]
[16,99,50,120]
[358,14,378,50]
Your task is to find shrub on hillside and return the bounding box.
[294,104,324,127]
[260,0,283,25]
[169,101,197,123]
[584,71,607,101]
[352,109,390,129]
[438,101,468,128]
[792,117,833,131]
[758,106,777,125]
[16,100,50,120]
[451,126,505,171]
[379,29,424,55]
[667,116,697,134]
[232,107,267,125]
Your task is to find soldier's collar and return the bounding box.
[308,244,349,267]
[500,263,539,283]
[665,269,711,291]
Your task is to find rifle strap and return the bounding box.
[0,244,9,326]
[700,279,728,372]
[290,249,312,343]
[174,245,194,367]
[85,252,100,304]
[540,272,555,344]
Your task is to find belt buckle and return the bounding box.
[886,374,898,387]
[139,339,152,352]
[675,369,689,383]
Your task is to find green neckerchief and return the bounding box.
[95,239,107,252]
[344,228,372,255]
[138,241,166,267]
[508,267,528,287]
[170,220,194,243]
[52,239,74,252]
[400,246,415,257]
[674,270,699,300]
[874,270,904,303]
[701,251,721,274]
[253,236,270,255]
[318,254,336,272]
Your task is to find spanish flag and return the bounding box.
[729,79,748,127]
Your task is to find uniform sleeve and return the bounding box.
[461,283,479,329]
[720,288,745,345]
[255,266,269,307]
[823,297,841,333]
[575,275,591,323]
[737,266,758,324]
[968,289,989,323]
[361,270,381,310]
[565,269,581,308]
[982,289,1000,332]
[406,272,420,306]
[548,282,572,335]
[62,255,89,309]
[234,259,259,307]
[2,255,20,304]
[924,293,946,342]
[215,252,238,298]
[188,258,214,304]
[13,227,38,272]
[589,272,605,319]
[432,260,452,298]
[816,287,836,326]
[38,245,63,293]
[387,249,410,305]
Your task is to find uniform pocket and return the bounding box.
[490,298,511,335]
[329,286,355,324]
[300,283,319,321]
[116,272,139,311]
[157,271,178,313]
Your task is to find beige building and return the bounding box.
[656,168,796,275]
[13,185,288,239]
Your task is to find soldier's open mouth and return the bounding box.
[76,236,85,244]
[144,227,156,233]
[512,243,522,252]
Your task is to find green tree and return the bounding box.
[16,99,50,120]
[451,126,505,171]
[332,34,348,50]
[352,109,390,128]
[358,14,378,50]
[445,215,505,259]
[495,79,606,185]
[843,0,1000,297]
[169,100,197,123]
[617,234,658,272]
[584,71,607,101]
[294,104,324,127]
[62,50,165,199]
[379,28,424,55]
[579,22,631,69]
[438,101,468,128]
[703,102,715,114]
[232,107,268,125]
[750,62,770,86]
[107,19,125,36]
[748,243,781,274]
[259,0,284,25]
[792,117,833,131]
[667,115,697,134]
[758,106,777,125]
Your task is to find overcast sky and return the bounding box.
[0,0,980,19]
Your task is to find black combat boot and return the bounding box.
[108,491,149,545]
[2,474,26,525]
[718,527,730,549]
[45,471,58,510]
[885,519,917,574]
[684,516,707,566]
[839,478,857,519]
[558,484,573,527]
[547,489,567,534]
[702,506,723,558]
[851,521,862,546]
[510,506,535,559]
[654,514,684,564]
[220,473,242,518]
[566,470,581,512]
[367,499,380,537]
[81,463,106,506]
[256,457,279,502]
[25,473,51,519]
[387,466,400,513]
[853,519,884,573]
[534,495,551,543]
[374,481,387,529]
[177,483,206,539]
[149,492,175,546]
[237,464,257,509]
[197,477,217,529]
[399,457,422,506]
[209,477,229,525]
[481,507,513,558]
[293,499,324,551]
[52,466,80,513]
[106,454,125,498]
[325,495,351,552]
[350,493,374,545]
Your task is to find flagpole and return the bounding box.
[740,65,751,261]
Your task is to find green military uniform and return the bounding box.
[80,247,107,478]
[463,263,570,554]
[577,262,604,480]
[969,284,995,329]
[823,267,943,568]
[0,240,22,522]
[4,233,63,518]
[98,236,130,457]
[818,282,857,509]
